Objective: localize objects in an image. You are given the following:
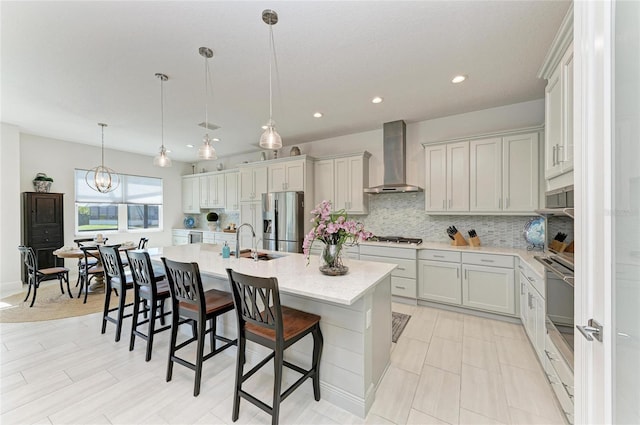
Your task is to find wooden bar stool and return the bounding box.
[126,250,171,361]
[99,244,135,342]
[225,268,323,425]
[162,258,237,397]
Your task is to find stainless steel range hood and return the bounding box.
[364,120,423,193]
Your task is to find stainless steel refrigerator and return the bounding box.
[262,191,304,253]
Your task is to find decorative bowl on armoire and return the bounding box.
[33,173,53,193]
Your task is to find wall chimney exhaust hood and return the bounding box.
[364,120,423,194]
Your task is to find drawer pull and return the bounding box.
[544,349,559,362]
[433,255,445,258]
[396,267,405,271]
[562,382,575,397]
[480,259,495,263]
[394,285,406,290]
[546,373,560,385]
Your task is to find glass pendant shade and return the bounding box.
[86,123,120,193]
[259,122,282,149]
[153,146,172,167]
[198,134,217,159]
[153,73,171,167]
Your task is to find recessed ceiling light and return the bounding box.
[313,112,323,118]
[213,138,220,142]
[371,96,383,104]
[186,144,194,148]
[166,149,172,153]
[261,125,268,130]
[451,75,467,84]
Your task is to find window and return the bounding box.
[75,170,163,234]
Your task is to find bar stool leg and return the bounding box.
[115,287,127,342]
[312,325,323,401]
[193,319,206,397]
[232,334,246,422]
[146,298,158,362]
[272,347,284,425]
[102,287,112,334]
[166,306,179,383]
[129,293,140,352]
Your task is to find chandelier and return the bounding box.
[85,123,120,193]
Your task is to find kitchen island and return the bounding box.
[149,243,396,417]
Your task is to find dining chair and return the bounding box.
[138,237,149,249]
[225,268,323,425]
[162,257,236,397]
[18,245,71,307]
[77,246,105,304]
[99,244,135,342]
[73,237,103,288]
[126,250,171,361]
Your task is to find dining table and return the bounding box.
[53,243,138,294]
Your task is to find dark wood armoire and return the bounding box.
[21,192,65,283]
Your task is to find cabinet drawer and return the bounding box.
[391,276,416,298]
[359,254,416,279]
[545,334,574,399]
[359,244,416,260]
[462,252,514,268]
[518,261,545,297]
[418,249,460,263]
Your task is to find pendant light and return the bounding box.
[198,47,217,160]
[259,9,283,150]
[153,73,172,167]
[86,123,120,193]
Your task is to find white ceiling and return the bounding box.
[1,1,570,162]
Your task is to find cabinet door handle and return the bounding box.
[520,282,525,295]
[464,269,468,280]
[552,145,557,166]
[557,145,564,163]
[506,198,509,209]
[457,268,460,278]
[498,198,501,209]
[528,293,533,309]
[449,199,452,208]
[442,200,445,209]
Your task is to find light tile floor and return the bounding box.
[0,302,565,424]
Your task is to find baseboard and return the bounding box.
[0,280,24,298]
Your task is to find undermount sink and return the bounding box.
[235,250,284,261]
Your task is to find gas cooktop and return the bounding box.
[373,236,423,245]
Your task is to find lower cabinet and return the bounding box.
[172,229,189,245]
[462,264,515,315]
[360,245,417,299]
[418,259,461,304]
[518,261,546,360]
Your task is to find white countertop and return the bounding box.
[148,243,396,306]
[360,240,546,277]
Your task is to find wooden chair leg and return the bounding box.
[114,287,127,342]
[272,348,284,425]
[129,293,140,352]
[166,307,179,383]
[232,335,245,422]
[193,319,206,397]
[312,325,323,401]
[146,298,157,362]
[101,285,112,334]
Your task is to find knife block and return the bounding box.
[450,232,469,246]
[468,235,481,247]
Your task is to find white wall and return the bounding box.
[1,124,23,296]
[204,99,545,190]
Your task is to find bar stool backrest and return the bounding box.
[126,250,157,292]
[98,245,125,283]
[226,269,284,341]
[138,237,149,249]
[161,258,206,315]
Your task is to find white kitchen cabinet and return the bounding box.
[469,132,539,213]
[360,244,416,299]
[462,263,515,315]
[239,165,268,202]
[268,159,305,192]
[224,171,239,211]
[518,260,546,361]
[417,250,462,304]
[539,4,573,182]
[200,173,225,209]
[502,132,539,212]
[470,137,502,211]
[181,176,200,214]
[314,159,334,205]
[172,229,190,246]
[313,152,370,214]
[239,201,261,251]
[424,142,469,212]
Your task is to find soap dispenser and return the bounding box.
[222,241,230,259]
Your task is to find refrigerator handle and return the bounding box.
[274,199,279,251]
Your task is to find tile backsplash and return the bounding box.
[356,193,539,250]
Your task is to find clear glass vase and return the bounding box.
[319,243,349,276]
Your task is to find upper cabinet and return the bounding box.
[424,128,541,215]
[224,170,239,211]
[199,172,225,209]
[538,4,573,183]
[314,152,370,214]
[267,158,306,192]
[182,175,200,214]
[239,165,268,202]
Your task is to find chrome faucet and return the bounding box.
[235,223,255,259]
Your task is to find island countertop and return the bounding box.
[148,243,396,306]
